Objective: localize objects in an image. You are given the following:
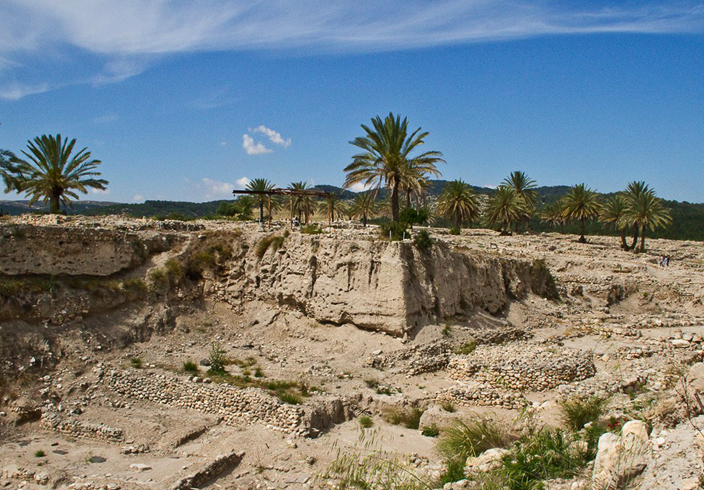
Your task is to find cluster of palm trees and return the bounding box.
[337,113,671,252]
[542,181,672,252]
[1,134,108,214]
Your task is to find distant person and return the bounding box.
[293,217,300,227]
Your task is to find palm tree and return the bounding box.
[484,187,529,235]
[620,184,671,253]
[348,192,378,227]
[344,113,444,223]
[246,178,277,223]
[561,183,601,243]
[324,193,345,224]
[401,158,440,209]
[540,201,567,232]
[437,180,480,229]
[622,181,652,250]
[502,171,537,231]
[2,134,108,214]
[288,181,318,224]
[600,194,629,250]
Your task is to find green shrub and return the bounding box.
[34,449,46,458]
[440,401,456,413]
[164,259,184,283]
[187,251,215,278]
[441,324,452,336]
[122,278,147,292]
[183,360,198,373]
[130,357,142,368]
[449,226,461,236]
[413,230,433,251]
[301,224,322,234]
[278,392,303,405]
[254,367,264,378]
[438,417,513,462]
[359,416,374,428]
[148,268,169,290]
[422,424,439,437]
[380,221,408,241]
[256,234,286,258]
[559,396,607,431]
[502,427,589,489]
[454,340,477,355]
[438,458,466,486]
[364,378,380,389]
[207,342,227,375]
[382,407,425,430]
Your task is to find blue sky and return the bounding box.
[1,1,703,204]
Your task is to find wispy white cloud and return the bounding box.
[251,125,291,148]
[202,177,234,199]
[0,82,50,100]
[92,111,118,124]
[242,134,272,155]
[133,194,144,202]
[90,188,111,195]
[1,1,703,97]
[235,176,251,189]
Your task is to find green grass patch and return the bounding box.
[559,395,607,431]
[130,357,142,369]
[359,416,374,429]
[183,360,199,373]
[382,407,425,430]
[453,340,477,355]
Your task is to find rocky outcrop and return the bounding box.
[0,220,558,338]
[0,225,178,276]
[226,233,558,336]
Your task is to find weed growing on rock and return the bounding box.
[207,342,227,375]
[438,417,514,462]
[122,278,147,293]
[359,416,374,428]
[256,234,286,258]
[421,424,439,437]
[440,401,456,413]
[183,361,198,373]
[449,226,461,235]
[382,407,425,430]
[34,450,45,458]
[413,230,433,251]
[453,340,476,355]
[501,427,590,488]
[320,429,433,490]
[129,357,142,369]
[559,395,607,431]
[364,378,379,389]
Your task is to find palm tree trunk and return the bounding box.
[50,188,61,214]
[391,178,400,223]
[579,217,586,243]
[638,226,646,253]
[629,225,639,250]
[406,190,411,210]
[619,229,628,250]
[258,201,264,223]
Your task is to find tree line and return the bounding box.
[0,119,676,251]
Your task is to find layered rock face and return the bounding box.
[0,220,557,338]
[226,233,557,336]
